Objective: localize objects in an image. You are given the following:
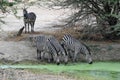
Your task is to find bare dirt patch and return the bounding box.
[0,29,120,62]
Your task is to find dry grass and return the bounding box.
[33,27,81,41]
[6,27,81,41]
[5,33,28,41]
[53,27,81,40]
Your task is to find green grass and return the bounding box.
[1,62,119,72]
[0,62,120,80]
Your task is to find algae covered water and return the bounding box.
[0,62,120,80]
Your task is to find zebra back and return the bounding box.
[62,34,79,51]
[62,34,90,54]
[48,36,67,55]
[36,35,47,51]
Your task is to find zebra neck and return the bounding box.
[24,14,28,19]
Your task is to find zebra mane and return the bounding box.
[61,45,68,55]
[48,38,59,55]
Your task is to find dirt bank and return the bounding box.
[0,32,120,62]
[88,41,120,61]
[0,41,37,62]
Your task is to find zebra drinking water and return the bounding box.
[35,35,47,60]
[61,34,93,64]
[23,8,36,33]
[48,36,68,64]
[36,35,60,65]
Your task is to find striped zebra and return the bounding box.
[35,35,47,60]
[48,36,68,64]
[35,35,60,65]
[23,8,36,33]
[61,34,93,64]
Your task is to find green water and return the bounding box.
[0,62,120,80]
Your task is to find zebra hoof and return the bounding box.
[64,62,68,65]
[89,61,93,64]
[57,62,60,65]
[37,57,41,60]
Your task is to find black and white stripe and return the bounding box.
[35,35,60,65]
[23,8,36,33]
[61,34,93,64]
[48,36,68,64]
[36,35,47,60]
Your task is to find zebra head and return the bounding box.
[60,41,69,64]
[54,53,60,65]
[64,54,68,65]
[85,50,93,64]
[62,49,69,65]
[80,43,93,64]
[23,8,28,18]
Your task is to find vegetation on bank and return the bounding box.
[0,61,120,80]
[1,0,120,40]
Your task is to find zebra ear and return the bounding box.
[22,6,28,10]
[22,7,26,10]
[21,7,24,10]
[25,6,29,9]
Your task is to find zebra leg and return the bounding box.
[41,51,45,61]
[56,55,60,65]
[56,52,60,65]
[63,49,69,64]
[64,55,68,65]
[53,53,60,65]
[47,53,52,63]
[68,50,73,60]
[28,23,30,33]
[31,22,34,33]
[25,23,27,33]
[32,21,35,32]
[37,49,41,60]
[73,51,78,62]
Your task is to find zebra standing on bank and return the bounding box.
[48,36,68,64]
[23,8,36,33]
[36,35,60,65]
[61,34,93,64]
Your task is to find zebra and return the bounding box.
[48,36,68,64]
[61,34,93,64]
[23,8,36,33]
[35,35,47,60]
[36,35,60,65]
